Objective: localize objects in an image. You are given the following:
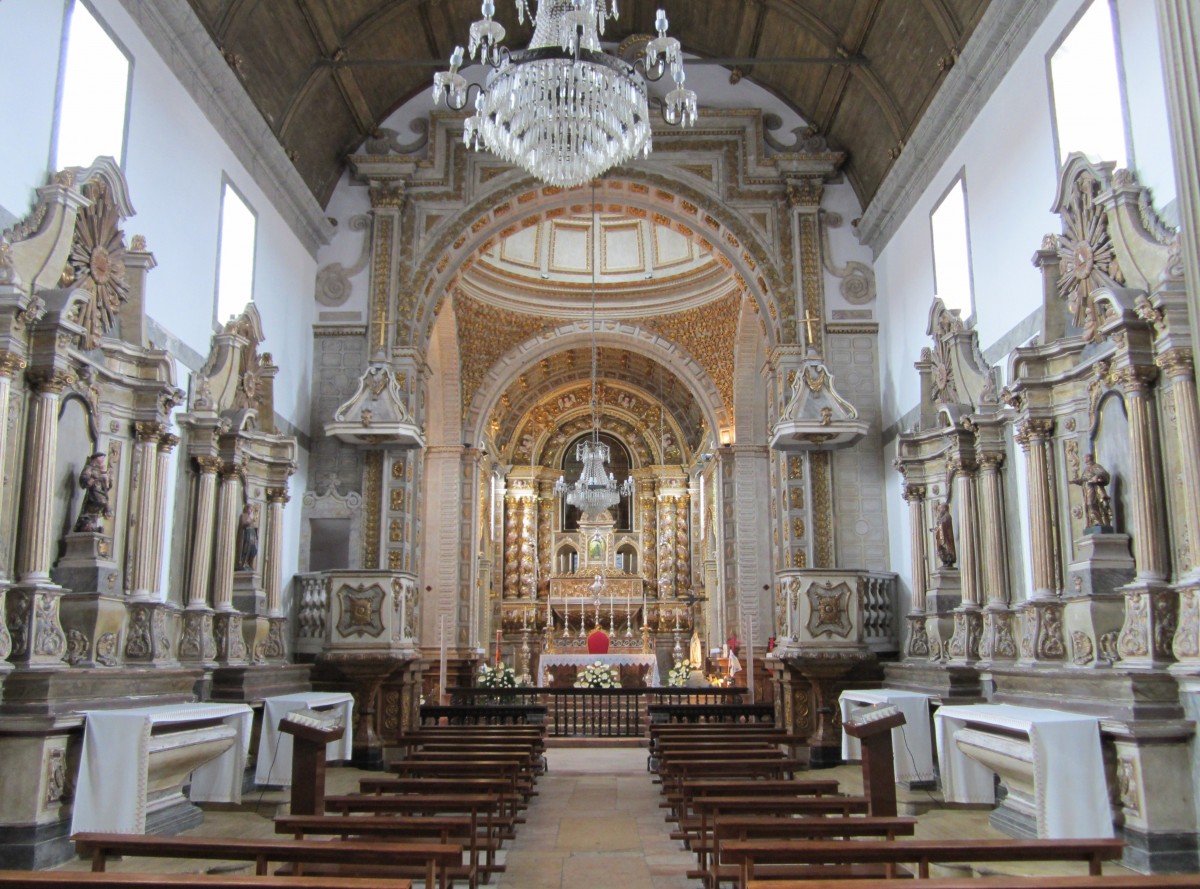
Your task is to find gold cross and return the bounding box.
[800,311,821,347]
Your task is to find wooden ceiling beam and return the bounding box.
[810,0,882,132]
[213,0,257,43]
[920,0,963,51]
[417,0,443,65]
[284,0,376,138]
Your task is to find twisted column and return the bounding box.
[1017,419,1057,598]
[16,371,72,583]
[674,493,691,595]
[186,457,221,608]
[518,495,536,598]
[657,495,676,599]
[502,495,518,598]
[264,488,289,617]
[640,483,657,595]
[212,465,242,611]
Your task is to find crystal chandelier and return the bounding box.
[433,1,698,187]
[554,186,633,515]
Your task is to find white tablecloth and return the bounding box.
[839,689,935,783]
[255,691,354,786]
[537,653,660,687]
[934,703,1113,839]
[72,702,253,834]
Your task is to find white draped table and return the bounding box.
[537,653,660,687]
[255,691,354,786]
[72,702,253,834]
[838,689,935,784]
[934,703,1113,839]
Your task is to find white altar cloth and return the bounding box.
[72,702,253,834]
[255,692,354,786]
[934,703,1112,839]
[839,689,935,783]
[538,653,660,687]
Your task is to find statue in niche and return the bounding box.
[74,453,113,533]
[1071,453,1114,531]
[933,500,956,567]
[236,502,260,571]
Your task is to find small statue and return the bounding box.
[236,503,259,571]
[933,500,956,567]
[589,573,604,605]
[74,452,112,533]
[1071,453,1114,531]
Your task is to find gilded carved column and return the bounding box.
[149,433,179,599]
[674,493,691,595]
[518,495,536,598]
[902,483,931,658]
[1162,352,1200,663]
[537,480,553,599]
[16,371,73,584]
[127,422,164,600]
[502,494,518,598]
[657,495,676,599]
[1116,367,1175,666]
[640,482,657,596]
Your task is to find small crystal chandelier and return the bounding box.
[433,1,698,187]
[555,186,633,515]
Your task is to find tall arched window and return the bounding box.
[561,432,633,532]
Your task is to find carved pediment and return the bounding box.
[918,298,999,419]
[189,303,276,432]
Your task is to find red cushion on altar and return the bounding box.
[587,628,611,654]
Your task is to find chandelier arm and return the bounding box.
[632,57,668,84]
[441,80,487,113]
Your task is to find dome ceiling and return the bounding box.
[185,0,991,206]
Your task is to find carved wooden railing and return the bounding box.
[293,572,328,657]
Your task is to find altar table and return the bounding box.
[255,691,354,786]
[72,702,253,834]
[839,688,935,784]
[934,702,1113,838]
[537,652,660,687]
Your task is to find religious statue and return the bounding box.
[589,574,604,606]
[689,629,703,669]
[933,500,956,567]
[236,503,259,571]
[1071,453,1114,531]
[74,452,112,533]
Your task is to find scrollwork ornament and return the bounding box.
[65,629,90,666]
[124,605,152,659]
[1118,592,1150,658]
[33,594,65,659]
[1070,630,1095,665]
[8,591,30,658]
[94,632,118,666]
[992,614,1018,659]
[906,618,930,658]
[1036,604,1065,659]
[1173,588,1200,659]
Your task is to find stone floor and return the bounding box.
[50,745,1132,887]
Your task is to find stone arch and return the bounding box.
[404,176,789,355]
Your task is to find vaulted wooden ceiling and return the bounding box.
[186,0,991,207]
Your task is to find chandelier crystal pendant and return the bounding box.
[554,185,634,516]
[434,1,698,187]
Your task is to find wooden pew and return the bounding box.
[724,838,1126,889]
[0,875,412,888]
[392,757,536,800]
[666,778,842,823]
[659,758,805,796]
[72,833,458,889]
[695,815,919,887]
[744,877,1200,889]
[682,794,872,845]
[360,776,525,824]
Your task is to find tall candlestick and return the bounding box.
[495,628,502,666]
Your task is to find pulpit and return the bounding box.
[280,708,346,816]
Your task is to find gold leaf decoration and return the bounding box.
[65,180,130,350]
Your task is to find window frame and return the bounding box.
[213,176,259,328]
[1045,0,1134,174]
[928,169,976,324]
[50,0,134,173]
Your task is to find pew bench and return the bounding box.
[681,794,872,845]
[665,778,842,822]
[723,838,1126,889]
[0,874,412,888]
[744,877,1200,889]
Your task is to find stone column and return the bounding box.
[262,487,289,662]
[180,456,220,664]
[15,371,72,584]
[657,495,676,600]
[1017,419,1057,598]
[127,422,163,601]
[1163,353,1200,664]
[947,458,982,663]
[0,352,26,582]
[1155,0,1200,379]
[978,454,1017,661]
[149,433,178,600]
[211,465,247,665]
[1116,367,1175,666]
[502,495,518,599]
[902,483,931,658]
[674,493,691,595]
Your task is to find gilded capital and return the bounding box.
[1156,349,1194,381]
[1015,418,1053,447]
[220,462,243,481]
[27,369,75,394]
[979,452,1006,470]
[158,433,180,453]
[266,487,291,504]
[902,484,926,503]
[1118,365,1157,394]
[786,177,823,208]
[135,420,166,443]
[369,184,406,209]
[0,352,27,379]
[195,455,222,474]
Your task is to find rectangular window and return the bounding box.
[215,181,257,323]
[930,176,974,321]
[53,1,132,170]
[1048,0,1129,168]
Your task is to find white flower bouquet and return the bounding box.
[574,660,620,688]
[666,660,690,687]
[477,662,517,688]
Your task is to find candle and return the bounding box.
[495,629,502,666]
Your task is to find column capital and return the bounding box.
[158,432,180,453]
[195,455,222,475]
[1156,348,1194,380]
[266,486,290,504]
[785,176,824,209]
[219,462,243,481]
[947,455,978,477]
[1015,418,1053,447]
[902,483,926,503]
[979,452,1006,471]
[1117,365,1158,394]
[26,369,74,394]
[368,182,407,210]
[0,351,27,378]
[135,420,165,442]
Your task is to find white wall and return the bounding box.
[2,0,318,593]
[875,0,1177,606]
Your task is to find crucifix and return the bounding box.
[800,310,821,348]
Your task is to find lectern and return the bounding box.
[279,708,345,815]
[842,703,906,817]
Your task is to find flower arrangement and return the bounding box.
[574,660,620,688]
[477,662,517,689]
[667,660,690,687]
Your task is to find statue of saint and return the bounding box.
[689,629,703,670]
[933,500,956,567]
[74,453,112,533]
[1071,453,1114,530]
[236,503,259,571]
